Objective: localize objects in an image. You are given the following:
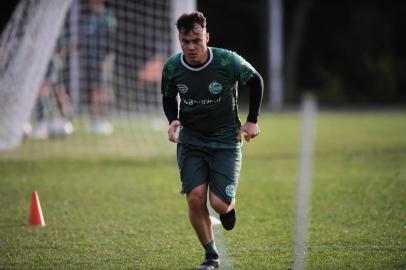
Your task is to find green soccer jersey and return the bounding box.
[161,47,256,148]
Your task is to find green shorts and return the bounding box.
[176,143,242,205]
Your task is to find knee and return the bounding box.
[187,189,207,211]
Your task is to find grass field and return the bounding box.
[0,111,405,269]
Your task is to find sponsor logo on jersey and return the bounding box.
[225,185,236,198]
[208,81,222,95]
[182,97,222,106]
[177,84,188,94]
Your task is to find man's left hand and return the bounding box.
[237,121,260,142]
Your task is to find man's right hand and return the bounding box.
[167,120,181,143]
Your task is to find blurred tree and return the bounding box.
[199,0,406,105]
[198,0,268,105]
[285,0,315,102]
[296,0,406,104]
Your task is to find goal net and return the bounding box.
[0,0,195,159]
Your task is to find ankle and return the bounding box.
[205,253,219,260]
[203,240,218,257]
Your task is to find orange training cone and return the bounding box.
[28,191,46,227]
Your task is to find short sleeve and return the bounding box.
[231,52,256,86]
[161,60,177,97]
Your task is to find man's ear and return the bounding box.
[206,32,210,44]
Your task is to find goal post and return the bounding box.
[170,0,196,54]
[0,0,73,152]
[0,0,196,158]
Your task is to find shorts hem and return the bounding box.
[210,187,234,206]
[180,181,208,195]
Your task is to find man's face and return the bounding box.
[179,24,209,65]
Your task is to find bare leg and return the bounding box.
[54,87,73,119]
[186,183,213,245]
[210,192,237,231]
[91,88,110,117]
[209,191,235,214]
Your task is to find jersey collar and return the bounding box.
[180,47,213,71]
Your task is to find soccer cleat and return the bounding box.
[220,208,236,231]
[196,258,220,270]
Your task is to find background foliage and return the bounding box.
[199,0,406,105]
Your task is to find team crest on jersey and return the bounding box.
[177,84,188,94]
[225,185,236,198]
[208,81,222,95]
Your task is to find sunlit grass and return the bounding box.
[1,111,405,269]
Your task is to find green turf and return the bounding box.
[2,116,175,159]
[0,112,405,269]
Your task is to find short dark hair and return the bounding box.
[176,11,207,34]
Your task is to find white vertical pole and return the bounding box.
[170,0,197,55]
[69,0,80,114]
[170,0,196,111]
[269,0,284,110]
[293,93,317,270]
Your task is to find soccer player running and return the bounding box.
[161,12,263,270]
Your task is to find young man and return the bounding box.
[33,35,74,139]
[161,12,263,270]
[82,0,116,135]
